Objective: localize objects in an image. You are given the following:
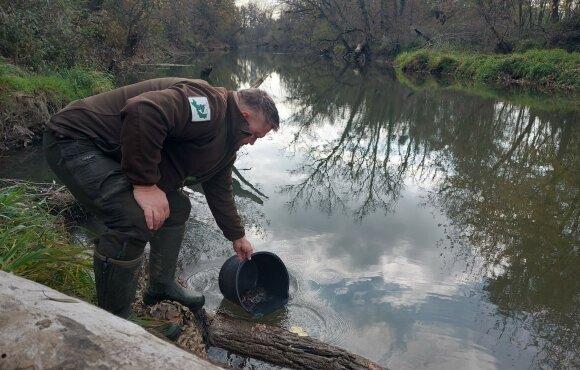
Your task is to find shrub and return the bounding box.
[0,62,27,77]
[432,55,459,75]
[57,66,114,98]
[333,44,347,57]
[528,63,557,80]
[399,50,431,72]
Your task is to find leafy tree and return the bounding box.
[238,3,278,49]
[270,0,579,57]
[0,0,87,69]
[0,0,244,70]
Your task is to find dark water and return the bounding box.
[2,53,578,369]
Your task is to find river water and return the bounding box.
[1,53,578,369]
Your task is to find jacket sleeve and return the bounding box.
[120,88,187,185]
[201,157,245,241]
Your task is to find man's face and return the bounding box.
[239,110,273,148]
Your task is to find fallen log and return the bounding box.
[134,266,386,369]
[207,313,386,370]
[0,271,224,370]
[0,242,385,369]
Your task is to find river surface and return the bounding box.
[1,53,578,369]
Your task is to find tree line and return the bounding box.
[0,0,241,71]
[0,0,578,72]
[267,0,579,61]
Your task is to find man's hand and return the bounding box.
[232,237,253,261]
[133,185,169,230]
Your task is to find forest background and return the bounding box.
[0,1,578,360]
[1,0,578,73]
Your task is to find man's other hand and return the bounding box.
[133,185,169,230]
[233,237,253,261]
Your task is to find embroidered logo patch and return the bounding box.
[188,96,211,122]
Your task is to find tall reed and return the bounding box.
[0,185,95,302]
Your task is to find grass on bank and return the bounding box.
[394,69,580,113]
[0,62,114,150]
[0,185,177,333]
[395,49,580,90]
[0,62,114,103]
[0,185,95,302]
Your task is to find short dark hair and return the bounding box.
[237,88,280,131]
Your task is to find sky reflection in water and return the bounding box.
[231,101,505,369]
[1,53,575,369]
[178,61,578,370]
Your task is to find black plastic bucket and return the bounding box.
[218,251,289,316]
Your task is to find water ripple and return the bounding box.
[183,258,353,347]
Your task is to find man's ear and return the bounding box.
[241,111,250,119]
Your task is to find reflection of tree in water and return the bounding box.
[181,169,270,264]
[429,105,579,369]
[280,63,438,220]
[278,59,579,368]
[121,51,281,91]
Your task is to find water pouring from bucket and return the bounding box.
[218,251,289,316]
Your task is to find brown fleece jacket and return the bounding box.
[48,78,252,241]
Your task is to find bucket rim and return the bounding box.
[234,251,290,311]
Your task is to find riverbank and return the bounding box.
[0,184,94,301]
[1,49,579,152]
[0,182,210,358]
[394,49,580,91]
[0,63,113,150]
[1,183,380,369]
[395,69,580,113]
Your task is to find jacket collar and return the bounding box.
[226,91,252,150]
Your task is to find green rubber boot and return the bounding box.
[143,225,205,311]
[93,250,143,318]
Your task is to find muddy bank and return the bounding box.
[0,91,63,151]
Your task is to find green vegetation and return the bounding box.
[0,63,113,103]
[0,0,241,72]
[1,0,578,78]
[396,71,580,114]
[0,62,113,150]
[1,0,578,73]
[0,185,95,302]
[265,1,579,63]
[395,49,580,90]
